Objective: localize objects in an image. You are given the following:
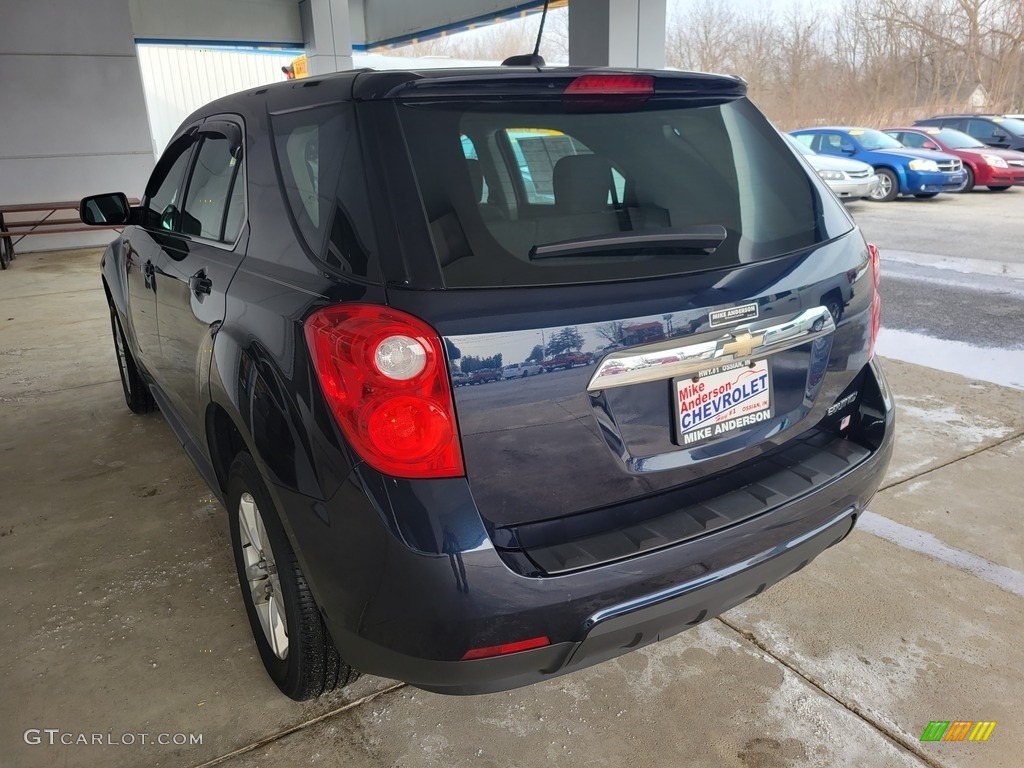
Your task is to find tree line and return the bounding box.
[666,0,1024,129]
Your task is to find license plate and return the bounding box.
[675,360,772,446]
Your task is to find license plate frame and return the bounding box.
[673,359,773,447]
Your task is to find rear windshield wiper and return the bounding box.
[529,225,727,261]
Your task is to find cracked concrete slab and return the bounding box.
[872,436,1024,572]
[878,359,1024,485]
[722,523,1023,767]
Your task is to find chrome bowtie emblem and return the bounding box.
[721,331,765,360]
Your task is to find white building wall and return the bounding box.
[0,0,156,251]
[137,46,297,154]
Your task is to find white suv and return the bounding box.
[502,361,542,379]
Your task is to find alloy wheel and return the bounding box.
[238,492,289,659]
[869,174,892,201]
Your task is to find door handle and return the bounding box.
[189,269,213,298]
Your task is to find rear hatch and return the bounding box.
[358,69,873,530]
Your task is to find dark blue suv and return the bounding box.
[791,126,966,201]
[80,67,894,699]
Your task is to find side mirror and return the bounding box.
[80,192,130,225]
[993,132,1008,143]
[840,145,856,156]
[923,141,940,150]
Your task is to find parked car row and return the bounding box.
[452,352,596,386]
[789,113,1024,202]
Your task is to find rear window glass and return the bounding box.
[271,104,380,281]
[398,98,853,288]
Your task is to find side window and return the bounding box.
[271,104,379,280]
[967,119,995,140]
[792,133,814,149]
[143,139,194,231]
[899,132,925,148]
[181,131,243,242]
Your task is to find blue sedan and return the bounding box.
[790,127,967,201]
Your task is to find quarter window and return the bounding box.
[271,104,380,280]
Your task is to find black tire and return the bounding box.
[228,452,359,700]
[0,238,9,270]
[109,307,155,414]
[869,168,899,202]
[955,166,975,193]
[913,192,939,198]
[988,185,1011,191]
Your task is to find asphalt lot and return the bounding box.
[848,187,1024,268]
[2,188,1023,768]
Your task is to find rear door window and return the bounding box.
[398,99,852,288]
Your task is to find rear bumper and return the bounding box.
[278,359,895,695]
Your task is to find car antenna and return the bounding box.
[502,0,549,67]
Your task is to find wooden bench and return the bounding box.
[0,199,139,270]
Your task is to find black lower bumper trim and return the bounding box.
[562,508,856,674]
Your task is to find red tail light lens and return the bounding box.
[564,74,655,96]
[867,243,881,359]
[461,635,551,661]
[304,304,464,478]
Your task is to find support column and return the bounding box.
[568,0,666,69]
[300,0,354,75]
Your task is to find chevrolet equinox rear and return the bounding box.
[83,67,894,699]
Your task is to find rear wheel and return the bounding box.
[869,169,898,202]
[988,185,1011,191]
[228,452,359,700]
[109,307,155,414]
[955,166,975,193]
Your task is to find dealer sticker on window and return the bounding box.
[676,360,772,446]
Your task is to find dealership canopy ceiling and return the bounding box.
[128,0,559,50]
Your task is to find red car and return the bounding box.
[542,351,590,372]
[884,126,1024,192]
[469,368,502,384]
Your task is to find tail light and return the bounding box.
[867,243,881,359]
[304,304,464,479]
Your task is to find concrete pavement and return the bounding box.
[2,249,1022,768]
